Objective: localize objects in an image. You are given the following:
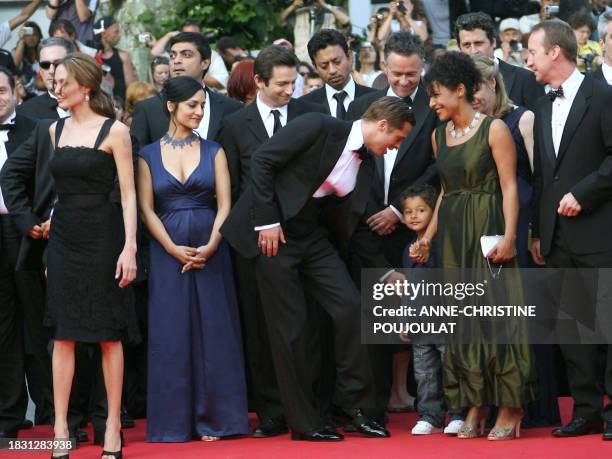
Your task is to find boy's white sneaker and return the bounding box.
[444,419,465,435]
[411,420,443,435]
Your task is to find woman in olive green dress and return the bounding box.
[414,52,535,440]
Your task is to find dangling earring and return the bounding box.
[85,94,90,102]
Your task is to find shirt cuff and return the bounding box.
[389,205,402,220]
[379,269,395,282]
[254,222,281,231]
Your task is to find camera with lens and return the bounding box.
[544,5,559,16]
[579,53,595,73]
[396,2,407,14]
[509,40,522,52]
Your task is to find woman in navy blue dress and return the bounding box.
[137,76,248,442]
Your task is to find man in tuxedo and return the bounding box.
[347,31,438,267]
[0,67,44,439]
[527,19,612,440]
[591,13,612,84]
[130,32,241,149]
[301,29,374,118]
[17,37,74,120]
[456,12,545,111]
[220,45,324,438]
[221,97,413,441]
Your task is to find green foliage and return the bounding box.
[152,0,293,49]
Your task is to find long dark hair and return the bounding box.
[23,21,43,63]
[56,53,115,118]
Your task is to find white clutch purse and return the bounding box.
[480,235,504,279]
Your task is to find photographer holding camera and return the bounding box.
[279,0,351,63]
[569,10,603,73]
[376,1,428,44]
[494,18,526,67]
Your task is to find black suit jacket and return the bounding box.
[220,98,326,202]
[0,117,53,270]
[17,93,60,121]
[220,113,375,259]
[130,88,242,150]
[498,60,545,112]
[347,85,438,214]
[532,76,612,256]
[588,67,606,83]
[300,82,375,116]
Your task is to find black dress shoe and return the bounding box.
[291,428,344,441]
[252,418,288,438]
[68,429,88,445]
[603,421,612,441]
[552,418,603,437]
[20,420,34,429]
[346,409,390,438]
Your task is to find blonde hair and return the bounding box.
[56,53,115,118]
[125,81,156,113]
[471,54,513,119]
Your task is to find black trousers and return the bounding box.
[0,215,29,433]
[234,253,284,422]
[546,226,612,422]
[254,206,374,432]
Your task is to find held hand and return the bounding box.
[487,237,515,264]
[115,248,137,288]
[557,192,582,217]
[293,0,304,6]
[409,237,431,264]
[28,224,44,239]
[367,207,400,236]
[388,1,398,15]
[501,41,512,60]
[41,219,51,239]
[530,238,545,266]
[181,243,217,272]
[170,245,200,265]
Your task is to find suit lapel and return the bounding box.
[556,79,590,166]
[206,89,224,139]
[393,86,429,169]
[540,99,556,166]
[499,60,517,98]
[245,102,269,144]
[287,99,302,122]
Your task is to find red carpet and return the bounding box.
[5,398,610,459]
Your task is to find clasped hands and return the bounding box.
[171,244,216,273]
[28,219,51,239]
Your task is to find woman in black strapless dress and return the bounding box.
[44,53,137,459]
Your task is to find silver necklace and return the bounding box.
[448,111,481,138]
[161,132,198,148]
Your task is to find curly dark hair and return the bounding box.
[400,184,438,212]
[423,51,482,103]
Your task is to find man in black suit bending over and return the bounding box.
[301,29,374,119]
[221,97,413,441]
[220,45,324,438]
[347,31,438,268]
[0,67,45,439]
[456,12,545,111]
[527,19,612,440]
[131,32,241,149]
[17,37,74,121]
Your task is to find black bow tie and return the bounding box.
[0,123,15,131]
[547,86,564,101]
[355,144,369,160]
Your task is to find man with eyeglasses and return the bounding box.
[17,37,74,120]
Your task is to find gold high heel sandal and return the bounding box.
[457,407,487,439]
[488,409,523,441]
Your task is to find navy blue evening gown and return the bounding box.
[139,138,248,442]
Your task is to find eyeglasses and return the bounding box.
[39,59,62,70]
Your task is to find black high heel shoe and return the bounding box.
[100,431,124,459]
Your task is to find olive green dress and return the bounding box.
[435,116,535,409]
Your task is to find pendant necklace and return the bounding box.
[448,111,481,138]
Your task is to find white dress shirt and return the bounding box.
[254,120,364,230]
[0,111,16,214]
[256,94,288,138]
[551,68,584,156]
[383,86,418,217]
[49,91,70,119]
[194,86,211,140]
[325,77,356,118]
[601,62,612,86]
